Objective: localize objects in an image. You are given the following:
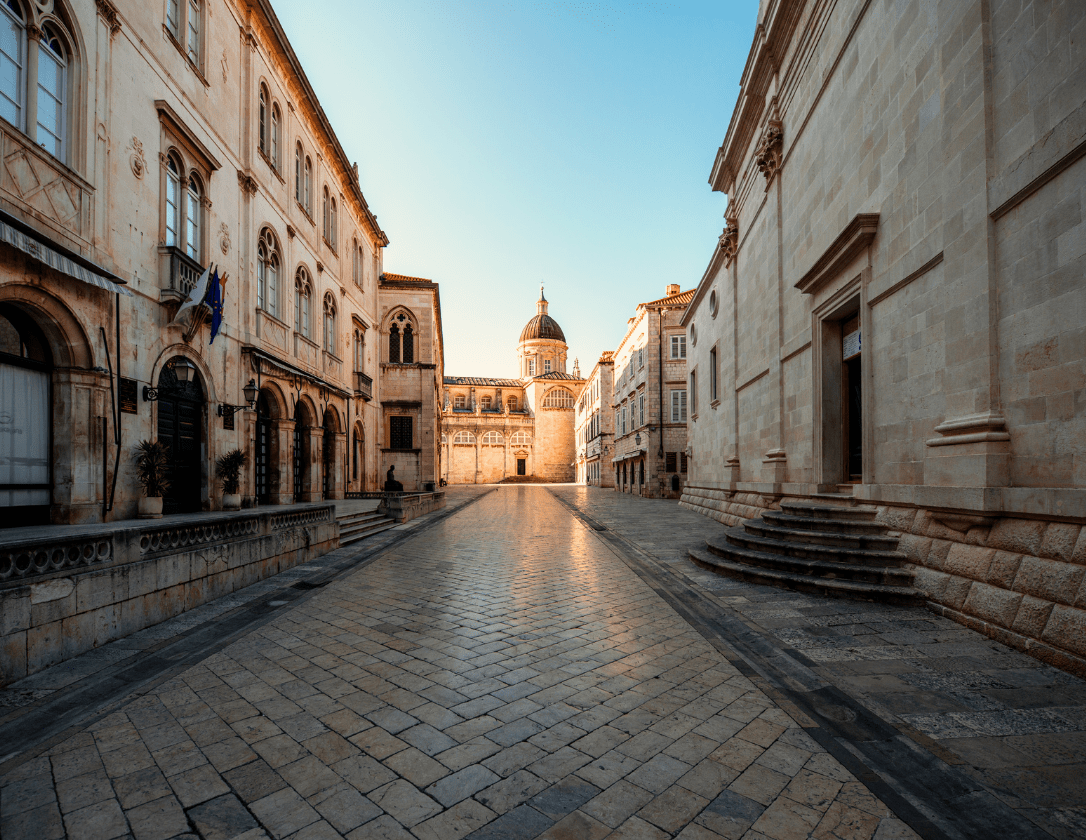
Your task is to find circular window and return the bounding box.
[709,289,718,318]
[690,323,697,346]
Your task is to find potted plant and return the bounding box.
[216,448,248,510]
[135,439,170,518]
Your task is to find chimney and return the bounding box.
[666,284,680,296]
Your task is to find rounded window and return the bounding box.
[709,289,718,318]
[690,322,697,346]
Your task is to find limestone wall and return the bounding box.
[0,506,337,685]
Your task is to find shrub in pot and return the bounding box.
[135,439,170,518]
[216,448,247,510]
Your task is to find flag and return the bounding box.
[171,264,211,326]
[208,270,226,345]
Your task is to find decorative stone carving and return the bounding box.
[220,49,228,83]
[237,170,258,195]
[219,222,230,255]
[0,536,112,582]
[755,118,783,182]
[140,518,259,555]
[95,0,121,35]
[129,137,146,179]
[718,216,738,264]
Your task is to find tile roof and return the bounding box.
[444,376,523,387]
[534,372,584,381]
[382,272,436,285]
[641,288,695,308]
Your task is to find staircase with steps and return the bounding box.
[337,509,397,547]
[689,500,921,605]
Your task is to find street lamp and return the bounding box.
[143,357,196,401]
[218,379,260,418]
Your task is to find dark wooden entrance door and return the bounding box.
[293,416,304,501]
[517,458,526,476]
[322,426,332,499]
[255,394,271,504]
[157,363,204,515]
[845,355,863,480]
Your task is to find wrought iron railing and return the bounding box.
[165,247,203,296]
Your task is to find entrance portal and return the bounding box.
[842,314,862,482]
[517,458,526,476]
[0,305,51,527]
[157,359,204,514]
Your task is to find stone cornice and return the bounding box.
[794,213,879,295]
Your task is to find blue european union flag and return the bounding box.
[206,269,224,344]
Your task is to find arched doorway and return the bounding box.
[322,408,337,500]
[0,304,52,527]
[293,401,312,502]
[255,392,273,504]
[157,358,205,515]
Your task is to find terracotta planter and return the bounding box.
[222,492,241,510]
[138,496,163,519]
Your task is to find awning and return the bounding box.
[0,215,132,296]
[242,346,352,399]
[613,449,647,463]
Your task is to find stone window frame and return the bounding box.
[509,431,531,446]
[257,80,283,173]
[453,430,475,445]
[385,307,418,364]
[670,334,686,359]
[670,388,687,423]
[294,265,313,339]
[164,0,206,79]
[256,226,281,317]
[542,387,575,409]
[482,431,503,445]
[453,394,466,409]
[322,292,337,356]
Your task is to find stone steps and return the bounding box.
[337,510,397,546]
[690,499,920,605]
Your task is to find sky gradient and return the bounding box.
[274,0,759,378]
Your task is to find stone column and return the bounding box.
[331,432,347,498]
[271,419,293,504]
[301,426,322,501]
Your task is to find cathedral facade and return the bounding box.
[441,291,584,484]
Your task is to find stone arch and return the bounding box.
[0,283,94,369]
[291,394,318,502]
[256,380,288,420]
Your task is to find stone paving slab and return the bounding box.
[551,486,1086,840]
[0,486,918,840]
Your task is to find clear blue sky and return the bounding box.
[275,0,758,378]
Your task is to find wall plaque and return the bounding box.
[843,329,861,361]
[119,378,138,414]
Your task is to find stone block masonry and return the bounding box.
[0,506,337,685]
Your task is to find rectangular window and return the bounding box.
[709,347,718,402]
[544,359,552,373]
[690,370,697,414]
[671,335,686,359]
[666,452,677,472]
[187,0,201,65]
[528,359,536,376]
[390,416,413,450]
[638,347,644,368]
[671,389,687,422]
[621,406,627,435]
[680,452,688,473]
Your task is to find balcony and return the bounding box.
[158,246,203,303]
[355,371,373,401]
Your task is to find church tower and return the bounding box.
[517,286,568,379]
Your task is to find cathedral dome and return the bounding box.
[519,288,566,343]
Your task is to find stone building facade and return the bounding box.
[610,285,691,498]
[441,291,584,483]
[0,0,442,528]
[575,352,614,487]
[681,0,1086,672]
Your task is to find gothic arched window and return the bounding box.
[165,153,182,247]
[388,323,400,363]
[257,228,280,316]
[402,323,414,363]
[185,174,202,261]
[270,103,281,169]
[323,293,337,355]
[36,26,66,159]
[295,268,312,338]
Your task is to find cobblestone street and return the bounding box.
[1,486,1084,839]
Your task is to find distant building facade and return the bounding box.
[682,0,1086,671]
[610,285,691,498]
[575,352,614,487]
[442,291,584,483]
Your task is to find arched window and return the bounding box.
[388,323,400,363]
[453,431,475,444]
[480,396,491,410]
[304,156,312,214]
[323,293,337,355]
[510,431,531,446]
[36,26,65,159]
[482,431,503,445]
[165,154,181,247]
[322,186,330,240]
[507,396,518,411]
[270,103,281,169]
[402,323,414,363]
[353,327,365,372]
[352,426,362,480]
[453,395,466,409]
[295,143,302,204]
[256,228,280,316]
[258,84,268,155]
[542,388,575,408]
[329,198,337,249]
[295,268,311,338]
[185,175,202,260]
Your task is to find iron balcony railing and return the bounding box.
[355,371,373,401]
[165,247,203,296]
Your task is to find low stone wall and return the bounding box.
[679,486,778,526]
[0,505,337,686]
[378,491,445,524]
[877,506,1086,678]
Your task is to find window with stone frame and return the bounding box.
[388,322,400,363]
[322,293,337,355]
[507,396,518,411]
[353,325,365,372]
[259,84,269,157]
[257,228,280,317]
[671,389,687,423]
[482,431,503,445]
[453,431,475,444]
[671,334,686,359]
[544,358,552,373]
[542,388,575,408]
[390,416,413,450]
[690,369,697,414]
[527,358,536,377]
[480,396,492,410]
[453,395,466,409]
[666,452,678,472]
[166,0,204,70]
[295,267,312,338]
[638,347,644,368]
[402,323,414,363]
[680,451,688,473]
[710,347,718,402]
[638,394,644,427]
[510,431,531,446]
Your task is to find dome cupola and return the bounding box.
[519,286,566,342]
